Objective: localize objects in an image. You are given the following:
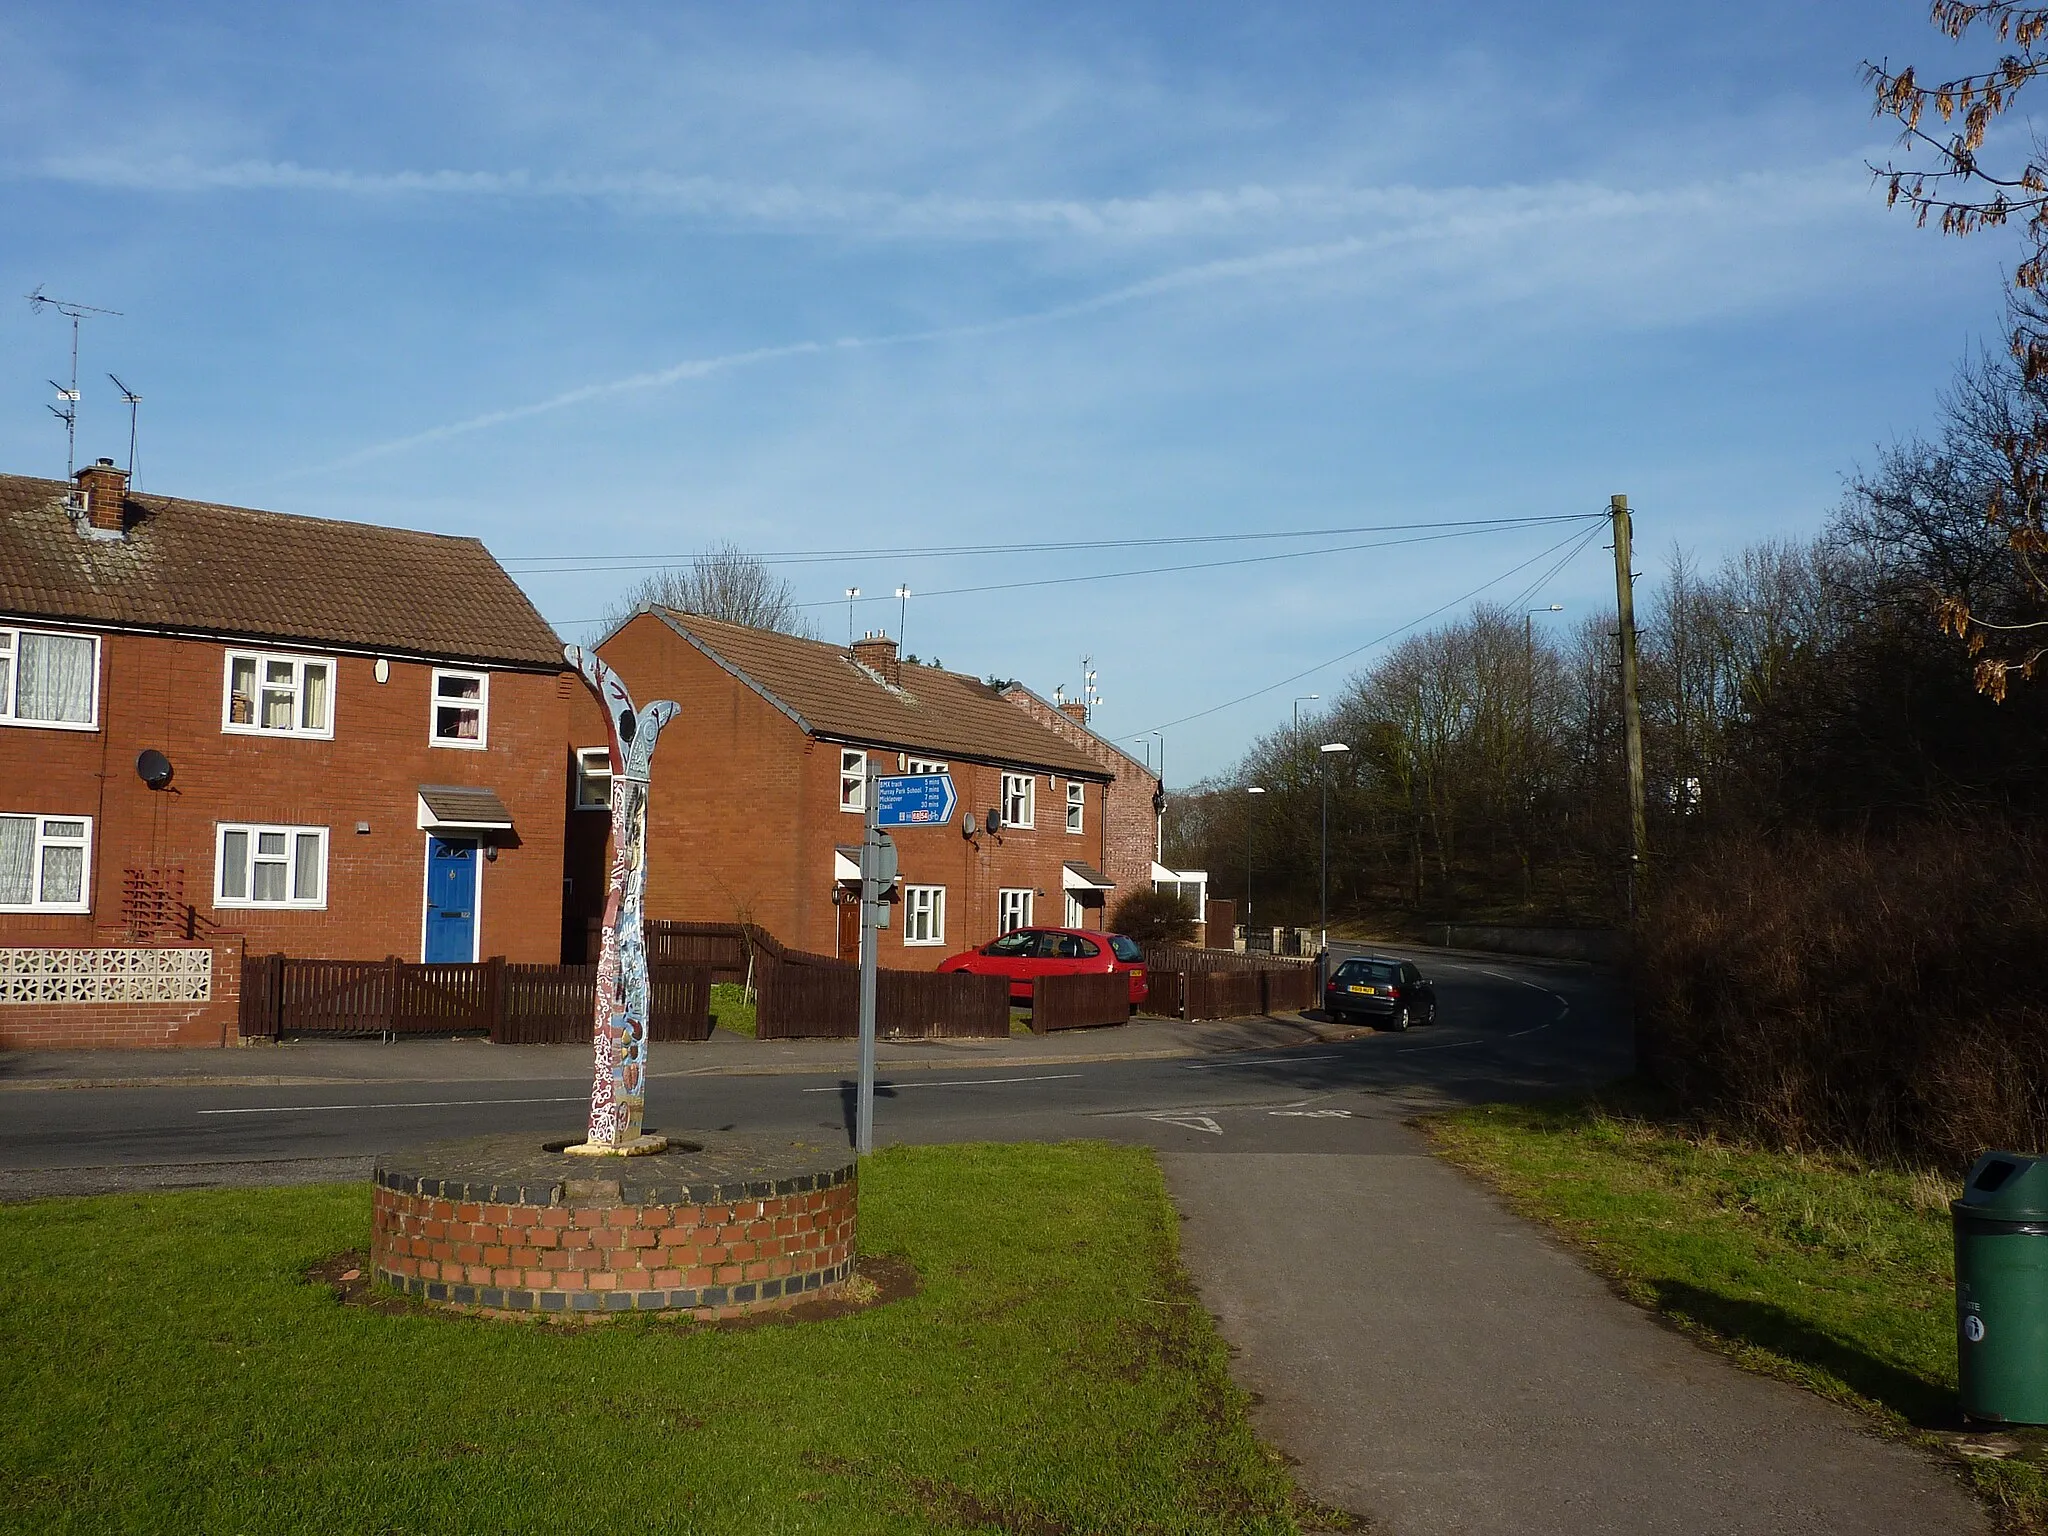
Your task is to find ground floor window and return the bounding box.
[999,887,1033,933]
[216,824,327,908]
[903,884,945,945]
[0,813,91,911]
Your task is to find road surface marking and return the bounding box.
[1178,1053,1340,1070]
[1146,1113,1224,1134]
[199,1095,587,1116]
[798,1072,1084,1094]
[1268,1108,1352,1118]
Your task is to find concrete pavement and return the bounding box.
[1166,1149,1986,1535]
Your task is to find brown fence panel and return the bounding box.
[240,952,284,1039]
[1030,972,1132,1033]
[1138,969,1186,1019]
[499,963,593,1043]
[880,971,1010,1039]
[1261,966,1319,1014]
[275,959,398,1036]
[649,963,713,1042]
[756,958,860,1039]
[1183,970,1261,1021]
[392,961,496,1034]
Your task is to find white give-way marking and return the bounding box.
[1146,1113,1225,1134]
[798,1072,1084,1094]
[200,1095,587,1116]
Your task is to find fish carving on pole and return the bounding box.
[566,645,679,1154]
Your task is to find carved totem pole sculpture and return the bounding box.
[566,645,679,1152]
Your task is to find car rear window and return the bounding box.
[1108,935,1144,963]
[1333,959,1400,983]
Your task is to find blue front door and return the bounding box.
[424,837,478,962]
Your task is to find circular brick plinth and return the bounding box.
[370,1132,856,1318]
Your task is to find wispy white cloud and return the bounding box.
[284,160,1895,477]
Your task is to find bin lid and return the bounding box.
[1954,1152,2048,1220]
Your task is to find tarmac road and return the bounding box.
[0,944,1987,1533]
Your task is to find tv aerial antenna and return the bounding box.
[27,286,122,479]
[109,375,142,487]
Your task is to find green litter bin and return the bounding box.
[1954,1151,2048,1423]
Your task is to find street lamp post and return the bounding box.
[1524,604,1563,743]
[1244,785,1265,924]
[1292,694,1320,744]
[1317,743,1350,971]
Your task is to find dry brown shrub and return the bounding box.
[1634,821,2048,1165]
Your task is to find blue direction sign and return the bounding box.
[874,773,958,828]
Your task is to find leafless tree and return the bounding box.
[603,543,815,638]
[1869,3,2048,693]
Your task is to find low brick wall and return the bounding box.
[370,1135,857,1317]
[0,935,244,1049]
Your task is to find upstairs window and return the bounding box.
[0,813,91,911]
[906,757,948,775]
[216,823,326,908]
[1066,781,1085,834]
[0,627,99,730]
[224,650,332,738]
[431,669,488,748]
[575,747,613,810]
[840,749,867,812]
[1001,773,1034,829]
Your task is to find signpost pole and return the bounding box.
[856,765,879,1157]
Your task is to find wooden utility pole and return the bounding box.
[1611,494,1647,910]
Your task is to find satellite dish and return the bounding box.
[961,811,978,838]
[985,808,1004,834]
[136,748,173,789]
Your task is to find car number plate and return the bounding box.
[1348,985,1373,994]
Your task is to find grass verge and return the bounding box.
[1427,1094,2048,1529]
[0,1142,1329,1535]
[710,979,757,1037]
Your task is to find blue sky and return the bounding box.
[0,3,2015,781]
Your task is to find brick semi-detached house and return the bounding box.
[566,611,1118,965]
[0,461,571,963]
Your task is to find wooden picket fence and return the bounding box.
[753,949,1008,1041]
[1136,943,1317,1021]
[239,954,710,1042]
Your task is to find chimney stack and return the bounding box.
[74,458,129,536]
[1060,701,1089,725]
[850,631,901,687]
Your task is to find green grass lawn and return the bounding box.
[1429,1095,2048,1528]
[709,980,756,1037]
[0,1143,1326,1535]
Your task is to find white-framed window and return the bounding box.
[431,669,488,748]
[1065,781,1085,834]
[215,823,328,909]
[903,884,945,945]
[574,747,612,810]
[223,650,333,738]
[1064,891,1085,929]
[0,813,91,911]
[999,887,1033,933]
[1001,773,1034,829]
[906,757,947,775]
[0,626,100,730]
[840,749,867,812]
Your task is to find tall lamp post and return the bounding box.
[1292,694,1320,744]
[1244,785,1265,925]
[1525,603,1563,741]
[1317,742,1350,972]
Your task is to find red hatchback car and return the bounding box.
[937,927,1150,1008]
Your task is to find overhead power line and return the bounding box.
[540,513,1607,631]
[503,512,1599,574]
[1129,520,1608,738]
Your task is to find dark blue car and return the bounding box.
[1323,956,1436,1030]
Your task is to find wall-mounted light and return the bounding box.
[355,821,370,834]
[484,846,499,862]
[374,658,391,684]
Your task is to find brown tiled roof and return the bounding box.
[655,610,1108,779]
[418,785,516,828]
[0,474,563,668]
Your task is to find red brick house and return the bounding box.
[566,611,1116,966]
[0,461,571,963]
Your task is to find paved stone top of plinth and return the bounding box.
[373,1131,854,1208]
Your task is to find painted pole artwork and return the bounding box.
[567,645,679,1149]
